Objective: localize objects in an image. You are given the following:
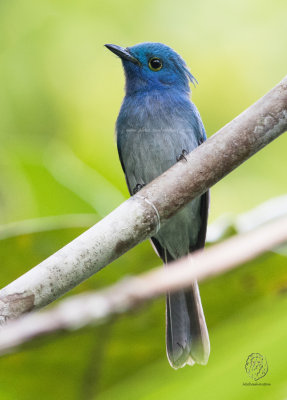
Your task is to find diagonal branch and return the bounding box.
[0,76,287,322]
[0,215,286,355]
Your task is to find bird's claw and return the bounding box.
[133,183,145,195]
[176,149,188,162]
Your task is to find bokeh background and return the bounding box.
[1,0,287,399]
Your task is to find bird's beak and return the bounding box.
[105,44,140,65]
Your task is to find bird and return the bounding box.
[105,42,210,369]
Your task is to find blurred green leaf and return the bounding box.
[44,141,126,217]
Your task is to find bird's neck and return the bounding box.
[124,87,190,110]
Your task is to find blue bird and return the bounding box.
[105,42,210,368]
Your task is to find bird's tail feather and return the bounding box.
[166,281,210,369]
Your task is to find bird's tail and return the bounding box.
[166,281,210,369]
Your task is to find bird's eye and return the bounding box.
[148,57,163,71]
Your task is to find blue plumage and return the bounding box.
[106,42,210,368]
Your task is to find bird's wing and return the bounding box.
[117,133,135,195]
[117,135,126,174]
[191,190,209,251]
[150,191,209,263]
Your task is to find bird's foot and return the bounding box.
[176,149,188,162]
[133,183,145,195]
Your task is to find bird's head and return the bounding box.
[105,42,197,95]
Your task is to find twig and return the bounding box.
[207,194,287,242]
[0,215,286,355]
[0,76,286,322]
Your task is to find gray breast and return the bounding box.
[117,93,203,257]
[119,117,198,191]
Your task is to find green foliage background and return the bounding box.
[0,0,287,399]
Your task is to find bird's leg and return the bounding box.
[176,149,188,162]
[133,183,145,195]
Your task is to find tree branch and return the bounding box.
[0,215,286,355]
[0,76,286,322]
[207,194,287,243]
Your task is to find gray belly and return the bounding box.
[120,125,198,192]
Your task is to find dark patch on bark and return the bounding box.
[114,239,131,256]
[0,292,35,320]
